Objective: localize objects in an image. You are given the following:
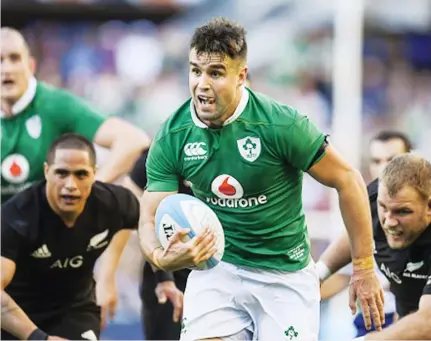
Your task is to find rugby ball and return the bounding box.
[155,194,224,270]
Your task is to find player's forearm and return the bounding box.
[1,290,38,340]
[138,219,163,267]
[364,310,431,340]
[337,169,374,260]
[319,232,351,273]
[96,230,131,283]
[96,140,146,183]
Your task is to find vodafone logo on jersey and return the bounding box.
[211,175,244,199]
[2,154,30,184]
[207,174,267,208]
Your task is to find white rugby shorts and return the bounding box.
[180,261,320,341]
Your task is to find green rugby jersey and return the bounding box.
[146,87,326,271]
[1,80,105,203]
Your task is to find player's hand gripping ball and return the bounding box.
[155,194,225,270]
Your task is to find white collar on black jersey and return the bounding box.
[0,77,37,118]
[190,86,249,128]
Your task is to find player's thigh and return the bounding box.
[47,307,101,340]
[251,262,320,341]
[180,263,251,340]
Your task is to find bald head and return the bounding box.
[1,27,35,109]
[1,27,30,56]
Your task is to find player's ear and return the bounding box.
[238,64,248,88]
[29,56,36,75]
[43,162,49,180]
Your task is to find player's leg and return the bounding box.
[241,261,320,341]
[179,262,253,340]
[46,303,101,340]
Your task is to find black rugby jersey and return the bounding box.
[368,179,431,317]
[1,180,139,320]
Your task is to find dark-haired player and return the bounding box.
[139,17,383,340]
[1,133,140,340]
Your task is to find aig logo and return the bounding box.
[184,142,207,161]
[50,255,84,269]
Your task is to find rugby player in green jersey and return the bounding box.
[1,27,151,203]
[139,17,384,340]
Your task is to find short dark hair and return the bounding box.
[46,133,96,166]
[380,154,431,200]
[371,131,413,152]
[190,17,247,61]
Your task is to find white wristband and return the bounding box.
[316,260,332,281]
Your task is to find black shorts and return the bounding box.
[140,262,190,340]
[1,302,101,340]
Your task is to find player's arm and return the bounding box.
[308,144,374,263]
[96,230,131,284]
[122,150,176,282]
[139,190,178,268]
[320,273,351,300]
[1,214,53,340]
[1,257,40,340]
[93,118,150,183]
[309,145,384,329]
[317,231,351,280]
[97,185,141,282]
[56,90,151,183]
[278,111,383,329]
[362,294,431,340]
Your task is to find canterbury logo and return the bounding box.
[184,142,207,157]
[31,244,51,258]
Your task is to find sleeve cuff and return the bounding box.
[155,270,175,283]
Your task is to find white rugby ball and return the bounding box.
[155,194,225,270]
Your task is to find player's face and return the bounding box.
[369,139,407,179]
[377,183,431,249]
[44,149,96,214]
[189,49,247,127]
[1,33,35,105]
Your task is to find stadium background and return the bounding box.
[3,0,431,339]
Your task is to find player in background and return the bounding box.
[1,133,140,340]
[1,27,151,204]
[138,17,383,340]
[319,154,431,340]
[320,131,413,336]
